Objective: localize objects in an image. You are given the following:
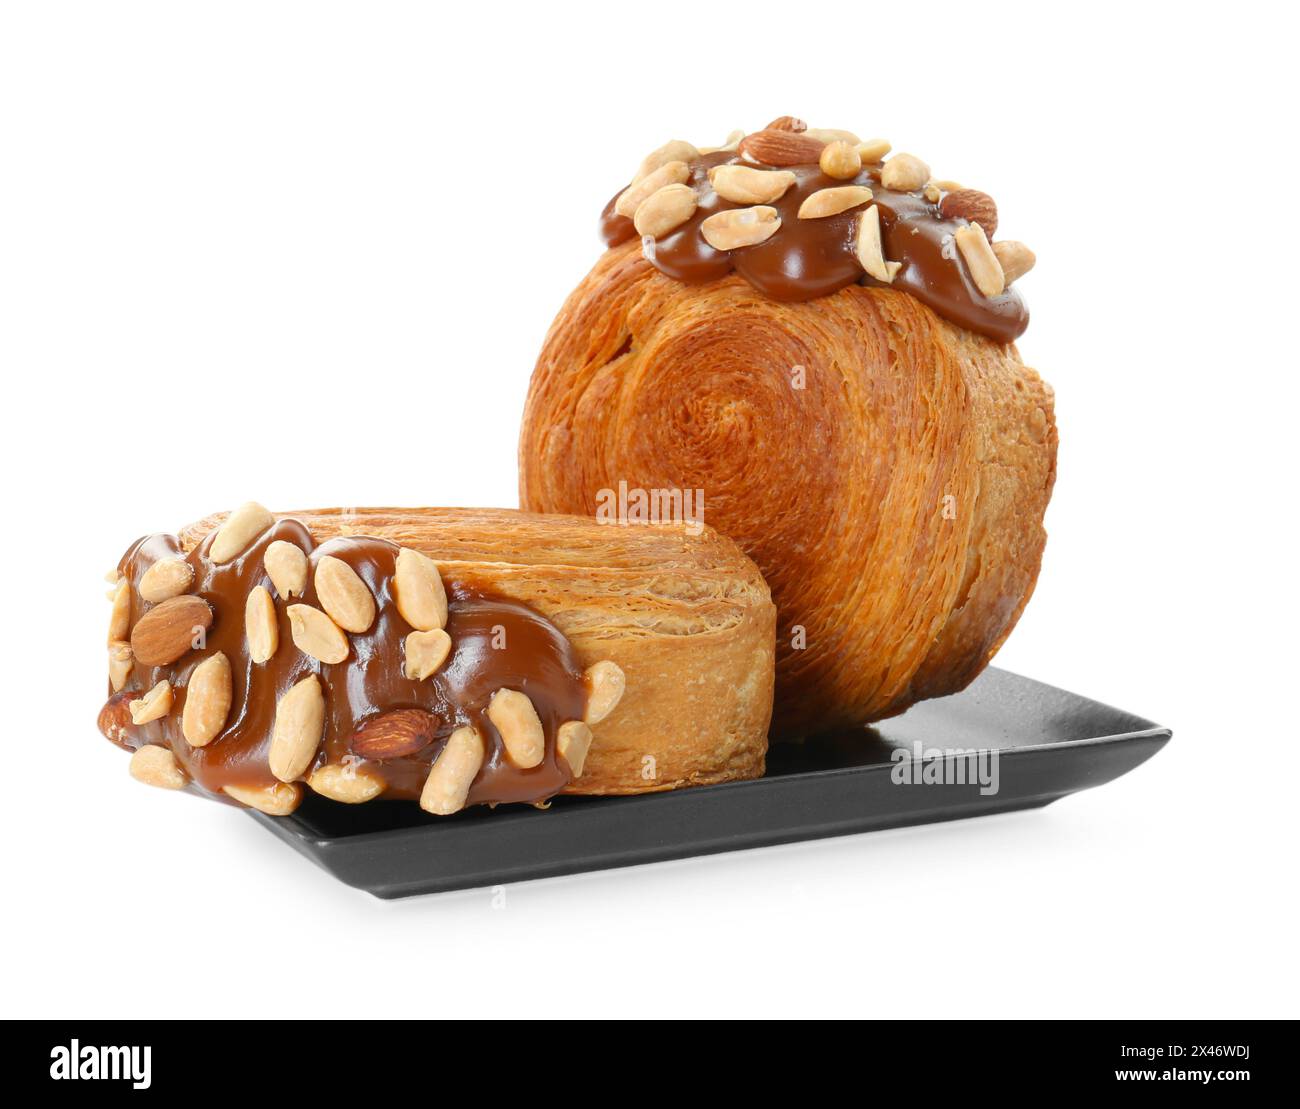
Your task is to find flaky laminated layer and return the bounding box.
[520,246,1057,738]
[98,506,774,810]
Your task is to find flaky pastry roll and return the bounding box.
[99,504,774,815]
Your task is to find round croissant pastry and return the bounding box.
[520,121,1057,738]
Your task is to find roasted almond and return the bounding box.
[210,501,274,563]
[350,707,439,760]
[955,223,1006,297]
[764,115,807,132]
[556,720,594,778]
[798,185,873,220]
[615,160,691,219]
[269,674,325,782]
[708,164,796,205]
[700,205,781,251]
[138,558,194,603]
[264,540,309,598]
[98,690,137,749]
[287,604,349,664]
[393,547,447,631]
[315,555,375,633]
[404,628,452,681]
[129,745,187,790]
[880,152,930,192]
[939,188,998,237]
[181,651,232,747]
[420,725,485,816]
[130,595,213,667]
[633,183,698,239]
[583,660,627,725]
[245,585,279,664]
[738,129,826,167]
[224,781,302,816]
[308,760,386,804]
[992,240,1036,285]
[129,680,173,725]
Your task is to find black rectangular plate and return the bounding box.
[249,668,1170,899]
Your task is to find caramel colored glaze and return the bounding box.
[109,520,587,808]
[600,150,1028,343]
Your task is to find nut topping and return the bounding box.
[130,595,214,667]
[855,138,891,163]
[699,129,744,154]
[633,140,699,183]
[269,674,325,782]
[708,164,796,205]
[308,761,385,804]
[98,689,136,748]
[209,501,274,563]
[798,185,873,220]
[633,183,698,239]
[108,640,133,692]
[420,725,485,816]
[487,688,545,769]
[107,577,131,643]
[556,720,594,778]
[223,781,302,816]
[138,558,194,603]
[955,223,1006,297]
[129,680,173,725]
[264,540,308,598]
[940,188,999,238]
[181,651,232,748]
[880,152,930,192]
[805,127,861,146]
[700,206,781,251]
[350,707,438,760]
[129,746,187,790]
[615,160,691,219]
[819,140,862,180]
[855,205,902,284]
[393,547,447,631]
[603,123,1033,342]
[404,628,452,681]
[314,555,376,633]
[738,129,826,167]
[583,660,626,725]
[287,604,349,665]
[992,240,1036,285]
[245,585,279,664]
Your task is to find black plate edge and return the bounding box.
[255,724,1172,854]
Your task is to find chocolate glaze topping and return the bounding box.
[106,519,587,808]
[601,150,1029,343]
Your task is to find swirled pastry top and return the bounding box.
[600,121,1037,343]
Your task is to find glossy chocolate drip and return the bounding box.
[108,520,587,808]
[600,150,1028,343]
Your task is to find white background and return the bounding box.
[2,0,1295,1019]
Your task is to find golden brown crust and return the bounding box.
[518,241,1056,738]
[180,506,775,793]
